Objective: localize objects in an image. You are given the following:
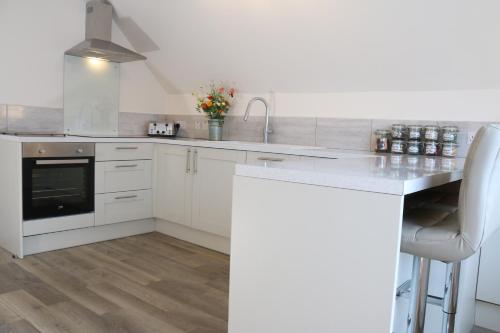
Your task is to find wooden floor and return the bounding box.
[0,232,229,333]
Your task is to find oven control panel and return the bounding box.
[22,143,95,158]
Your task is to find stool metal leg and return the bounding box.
[407,256,431,333]
[441,262,461,333]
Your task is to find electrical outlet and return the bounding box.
[467,132,475,145]
[194,120,202,130]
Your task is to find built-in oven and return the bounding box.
[22,143,95,221]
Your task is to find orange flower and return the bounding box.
[201,103,208,110]
[206,100,213,107]
[208,95,213,100]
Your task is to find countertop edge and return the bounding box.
[0,135,372,159]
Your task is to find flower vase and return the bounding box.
[208,119,224,141]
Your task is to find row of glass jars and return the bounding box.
[375,125,459,157]
[390,124,459,142]
[389,140,458,157]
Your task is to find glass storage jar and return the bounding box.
[424,125,440,141]
[375,130,391,153]
[442,142,458,158]
[424,141,440,156]
[391,140,406,154]
[407,141,423,155]
[442,126,459,143]
[391,124,407,140]
[407,125,423,140]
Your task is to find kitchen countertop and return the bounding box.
[236,154,464,195]
[0,134,464,194]
[0,134,370,159]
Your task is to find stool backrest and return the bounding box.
[459,124,500,252]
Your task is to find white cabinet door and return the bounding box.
[191,147,246,237]
[154,145,193,227]
[477,230,500,304]
[95,190,153,226]
[95,160,152,193]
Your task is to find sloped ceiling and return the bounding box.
[111,0,500,94]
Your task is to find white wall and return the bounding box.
[111,0,500,121]
[0,0,167,114]
[167,89,500,122]
[2,0,499,121]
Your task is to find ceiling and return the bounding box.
[111,0,500,94]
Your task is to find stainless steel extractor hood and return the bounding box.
[65,1,146,63]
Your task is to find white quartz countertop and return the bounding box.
[0,134,463,194]
[235,155,464,195]
[0,134,369,159]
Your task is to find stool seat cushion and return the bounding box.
[401,208,473,262]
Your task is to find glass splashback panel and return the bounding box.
[64,55,120,136]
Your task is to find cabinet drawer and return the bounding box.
[23,213,95,236]
[96,143,153,161]
[95,190,153,226]
[246,152,301,163]
[95,160,152,193]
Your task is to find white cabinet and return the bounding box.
[154,145,245,237]
[94,143,153,227]
[477,230,500,304]
[95,160,152,193]
[155,145,193,227]
[96,143,153,161]
[95,190,153,226]
[192,148,246,237]
[23,214,95,236]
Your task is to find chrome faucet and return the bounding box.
[244,97,272,144]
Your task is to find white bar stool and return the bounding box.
[401,124,500,333]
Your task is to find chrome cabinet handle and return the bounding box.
[193,149,198,174]
[114,195,138,200]
[186,148,191,174]
[257,157,284,162]
[115,164,138,168]
[115,147,139,150]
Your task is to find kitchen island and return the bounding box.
[229,155,473,333]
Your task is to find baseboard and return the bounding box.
[155,218,230,254]
[475,301,500,332]
[23,219,155,257]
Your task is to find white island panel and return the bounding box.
[229,175,405,333]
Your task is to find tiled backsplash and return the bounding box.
[7,105,64,134]
[165,114,491,157]
[0,105,65,134]
[0,105,167,137]
[1,104,491,158]
[118,112,167,136]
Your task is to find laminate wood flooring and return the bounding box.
[0,232,229,333]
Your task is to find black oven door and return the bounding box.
[22,157,95,220]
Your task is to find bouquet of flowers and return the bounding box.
[194,83,236,120]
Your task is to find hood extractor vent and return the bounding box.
[65,1,146,63]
